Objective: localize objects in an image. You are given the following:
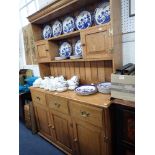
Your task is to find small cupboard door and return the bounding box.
[81,24,113,59]
[35,40,50,62]
[34,105,53,140]
[49,111,74,153]
[35,40,58,62]
[72,120,106,155]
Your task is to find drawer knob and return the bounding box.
[54,102,60,108]
[80,111,90,117]
[36,97,40,100]
[74,138,78,142]
[52,126,55,129]
[81,43,86,47]
[48,124,52,127]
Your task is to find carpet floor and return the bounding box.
[19,121,66,155]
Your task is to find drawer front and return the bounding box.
[69,101,103,127]
[46,94,69,115]
[31,90,46,106]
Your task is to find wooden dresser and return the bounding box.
[30,87,112,155]
[27,0,123,154]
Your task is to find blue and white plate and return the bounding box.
[52,20,63,37]
[75,85,97,95]
[59,42,72,57]
[75,11,92,30]
[94,2,110,25]
[42,25,52,39]
[74,40,83,56]
[63,16,75,34]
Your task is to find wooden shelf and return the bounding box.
[38,56,113,63]
[48,30,80,41]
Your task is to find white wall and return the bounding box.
[19,0,135,76]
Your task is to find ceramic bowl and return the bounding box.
[42,25,52,39]
[97,82,111,94]
[75,85,97,95]
[94,2,110,25]
[52,20,63,37]
[63,16,75,34]
[59,42,72,57]
[75,11,92,30]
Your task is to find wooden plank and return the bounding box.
[85,62,92,84]
[53,63,58,76]
[104,60,113,82]
[65,63,70,79]
[97,61,105,82]
[60,62,66,77]
[50,63,55,76]
[69,62,75,78]
[79,62,86,84]
[90,61,98,84]
[56,63,62,76]
[74,62,80,79]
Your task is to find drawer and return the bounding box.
[31,90,46,106]
[46,94,69,115]
[69,101,103,127]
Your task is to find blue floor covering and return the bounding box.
[19,121,66,155]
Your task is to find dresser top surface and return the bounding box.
[30,87,111,108]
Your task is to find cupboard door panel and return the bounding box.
[34,106,52,140]
[86,31,107,53]
[81,24,112,59]
[49,111,73,153]
[73,121,105,155]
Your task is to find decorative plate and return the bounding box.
[52,20,63,37]
[59,42,72,57]
[63,16,75,34]
[94,2,110,25]
[42,25,52,39]
[97,82,111,94]
[75,85,97,95]
[74,40,83,56]
[75,11,92,30]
